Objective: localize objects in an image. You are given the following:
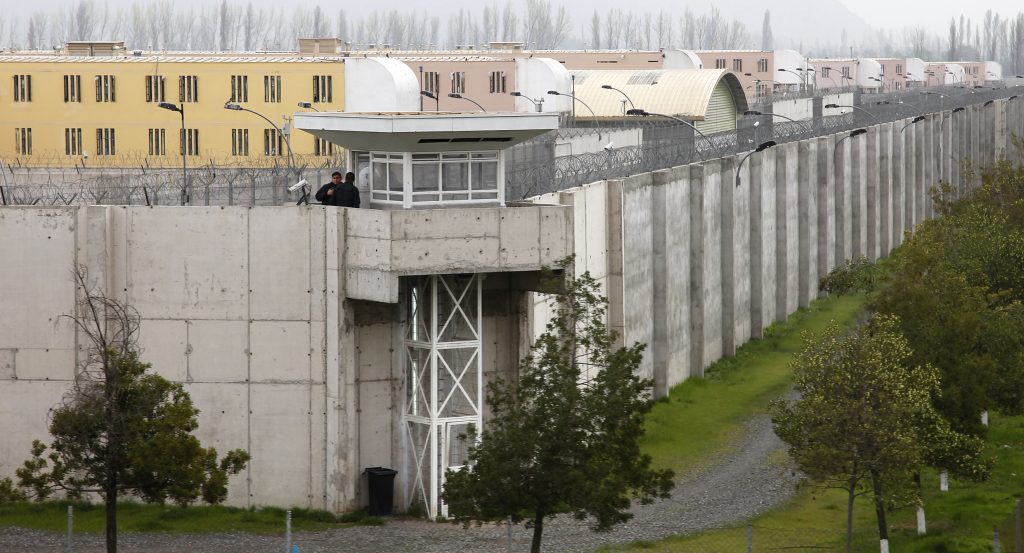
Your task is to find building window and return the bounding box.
[841,66,851,79]
[180,128,200,156]
[757,58,768,72]
[263,128,284,156]
[263,75,282,103]
[488,71,507,93]
[15,128,32,155]
[95,75,116,102]
[314,137,334,157]
[232,129,249,156]
[451,72,466,94]
[895,81,903,90]
[64,75,81,103]
[732,59,743,72]
[714,58,726,69]
[312,75,332,103]
[230,75,248,103]
[179,76,199,103]
[148,129,166,156]
[145,75,165,103]
[13,75,31,102]
[821,67,831,78]
[423,71,440,95]
[65,128,83,155]
[96,128,116,156]
[895,63,903,75]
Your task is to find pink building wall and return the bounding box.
[396,57,519,112]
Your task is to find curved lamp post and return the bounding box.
[224,102,299,198]
[448,93,486,112]
[600,84,635,113]
[546,90,595,117]
[420,90,440,111]
[777,68,806,90]
[833,128,867,159]
[158,101,188,205]
[734,141,777,187]
[625,108,724,161]
[509,91,543,112]
[744,109,812,132]
[824,103,877,120]
[900,115,926,133]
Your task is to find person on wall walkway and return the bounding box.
[315,171,360,208]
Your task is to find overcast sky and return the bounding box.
[5,0,1023,38]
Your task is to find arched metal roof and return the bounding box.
[570,69,748,122]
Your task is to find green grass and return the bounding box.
[641,294,866,479]
[604,291,1024,553]
[0,502,383,534]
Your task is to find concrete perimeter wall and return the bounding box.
[0,204,571,512]
[543,97,1023,397]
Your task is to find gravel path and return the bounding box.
[0,414,800,553]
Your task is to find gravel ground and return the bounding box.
[0,414,800,553]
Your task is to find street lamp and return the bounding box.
[448,92,487,112]
[824,103,877,120]
[509,91,543,112]
[833,128,867,159]
[224,102,299,195]
[734,141,777,187]
[625,108,725,161]
[420,90,439,111]
[744,109,812,132]
[158,101,188,205]
[600,84,635,113]
[777,68,805,90]
[900,115,926,132]
[546,90,596,117]
[296,101,320,112]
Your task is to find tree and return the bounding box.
[442,263,674,553]
[771,315,989,553]
[761,10,773,51]
[15,267,249,553]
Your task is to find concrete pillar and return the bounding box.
[891,120,905,247]
[851,132,867,258]
[915,121,926,226]
[665,167,691,389]
[905,121,917,230]
[748,148,777,338]
[720,158,749,355]
[688,165,705,377]
[701,161,724,368]
[797,139,818,307]
[834,135,852,264]
[877,123,892,257]
[816,136,835,282]
[650,170,669,398]
[776,142,800,320]
[865,126,880,261]
[922,115,934,219]
[994,100,1007,161]
[622,173,656,385]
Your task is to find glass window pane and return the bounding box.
[412,163,439,192]
[388,161,404,192]
[445,193,470,201]
[471,161,498,190]
[442,153,469,161]
[442,162,469,191]
[372,161,388,192]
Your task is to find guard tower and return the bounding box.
[295,111,559,518]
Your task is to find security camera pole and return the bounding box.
[158,102,188,205]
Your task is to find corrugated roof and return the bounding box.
[571,69,747,120]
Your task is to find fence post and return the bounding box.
[285,510,292,553]
[747,524,753,553]
[995,526,1001,553]
[507,515,513,553]
[66,505,73,553]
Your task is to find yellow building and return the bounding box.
[0,53,345,169]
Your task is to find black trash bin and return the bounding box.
[364,467,398,516]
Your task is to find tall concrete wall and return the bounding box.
[555,97,1022,395]
[0,204,571,512]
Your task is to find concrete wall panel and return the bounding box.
[664,167,691,387]
[249,384,314,507]
[249,208,313,321]
[250,321,313,383]
[700,161,723,367]
[137,319,189,382]
[14,348,76,381]
[188,320,250,382]
[622,173,655,382]
[0,381,69,484]
[186,382,250,505]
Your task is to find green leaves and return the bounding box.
[441,261,673,551]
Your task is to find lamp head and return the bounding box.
[625,108,648,116]
[755,140,776,152]
[546,90,560,95]
[158,102,181,112]
[224,102,242,111]
[983,100,994,106]
[600,84,613,89]
[912,115,925,123]
[448,93,462,99]
[744,110,763,116]
[509,91,523,97]
[824,103,839,108]
[297,101,312,108]
[420,90,437,99]
[850,128,867,137]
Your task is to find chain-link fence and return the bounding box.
[1,84,1020,207]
